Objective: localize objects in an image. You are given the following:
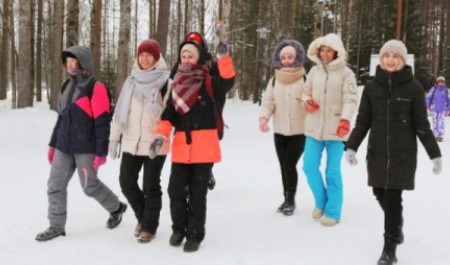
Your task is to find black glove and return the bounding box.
[216,39,228,57]
[149,135,165,159]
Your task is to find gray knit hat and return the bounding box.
[379,39,407,63]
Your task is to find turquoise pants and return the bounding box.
[303,137,344,221]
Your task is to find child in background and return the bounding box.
[426,76,450,142]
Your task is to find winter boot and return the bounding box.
[137,231,154,243]
[282,192,296,216]
[35,227,66,242]
[169,233,185,246]
[207,170,216,190]
[277,200,288,213]
[377,239,398,265]
[134,223,142,237]
[183,240,200,252]
[107,202,127,229]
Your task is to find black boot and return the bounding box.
[169,232,185,246]
[277,192,287,212]
[377,239,398,265]
[282,192,296,216]
[35,227,66,242]
[107,202,127,229]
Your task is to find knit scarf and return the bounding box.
[114,68,169,131]
[274,67,305,85]
[172,63,209,114]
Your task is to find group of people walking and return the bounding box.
[259,35,443,265]
[36,32,235,253]
[35,29,443,263]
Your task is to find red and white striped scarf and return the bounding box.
[172,63,209,114]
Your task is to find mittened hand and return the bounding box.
[336,119,351,138]
[432,157,442,175]
[149,135,165,159]
[108,141,119,160]
[304,100,320,113]
[93,156,107,170]
[345,149,358,165]
[47,147,55,165]
[259,118,269,132]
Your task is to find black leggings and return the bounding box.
[274,133,305,195]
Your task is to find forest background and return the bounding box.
[0,0,449,110]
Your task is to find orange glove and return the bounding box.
[304,100,320,113]
[336,119,350,138]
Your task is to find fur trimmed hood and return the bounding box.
[307,33,347,67]
[272,39,305,69]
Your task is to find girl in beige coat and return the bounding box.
[301,33,358,226]
[259,39,307,216]
[108,39,171,243]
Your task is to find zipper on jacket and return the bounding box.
[385,77,392,188]
[319,66,329,139]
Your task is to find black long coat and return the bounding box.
[346,65,441,190]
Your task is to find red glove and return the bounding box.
[304,100,320,113]
[47,147,55,165]
[336,119,350,138]
[93,156,107,170]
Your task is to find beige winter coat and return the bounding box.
[109,58,171,156]
[302,33,358,141]
[260,67,307,136]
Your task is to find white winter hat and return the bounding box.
[379,39,408,63]
[437,76,446,82]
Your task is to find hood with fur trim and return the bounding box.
[307,33,347,67]
[272,39,305,69]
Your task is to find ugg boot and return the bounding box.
[377,239,398,265]
[282,192,296,216]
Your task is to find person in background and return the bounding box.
[259,39,307,216]
[149,40,235,252]
[301,33,358,226]
[108,39,171,243]
[36,46,127,242]
[345,39,442,265]
[426,75,450,142]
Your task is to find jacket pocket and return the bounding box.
[395,97,411,124]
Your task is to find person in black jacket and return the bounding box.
[170,32,229,191]
[344,40,442,265]
[36,46,127,242]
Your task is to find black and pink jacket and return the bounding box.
[49,46,111,156]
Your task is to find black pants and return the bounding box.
[274,133,305,195]
[168,162,212,243]
[373,188,403,243]
[119,152,166,234]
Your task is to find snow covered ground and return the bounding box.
[1,94,449,265]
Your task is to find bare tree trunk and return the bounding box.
[66,0,79,47]
[155,0,170,55]
[0,0,11,100]
[49,0,64,110]
[36,0,43,102]
[115,0,131,99]
[10,0,17,108]
[149,0,156,37]
[17,0,33,108]
[91,0,102,75]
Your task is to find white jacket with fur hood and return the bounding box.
[302,33,358,141]
[259,39,307,136]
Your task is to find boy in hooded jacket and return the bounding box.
[426,75,450,142]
